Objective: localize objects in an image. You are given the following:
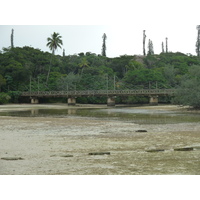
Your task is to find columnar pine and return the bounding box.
[196,25,200,57]
[151,40,154,54]
[11,29,14,48]
[63,49,65,57]
[147,39,154,55]
[101,33,107,56]
[162,42,164,53]
[143,30,146,56]
[166,37,168,53]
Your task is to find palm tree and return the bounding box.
[78,57,89,76]
[46,32,63,83]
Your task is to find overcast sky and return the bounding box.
[1,0,200,58]
[0,24,198,57]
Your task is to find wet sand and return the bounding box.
[0,104,200,175]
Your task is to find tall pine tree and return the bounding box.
[166,37,168,53]
[196,25,200,57]
[162,42,164,53]
[11,29,14,48]
[101,33,107,56]
[147,39,154,55]
[143,30,146,56]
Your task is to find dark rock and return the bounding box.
[50,154,73,157]
[1,157,24,161]
[89,152,110,155]
[174,147,193,151]
[60,155,73,158]
[136,130,147,132]
[146,149,165,153]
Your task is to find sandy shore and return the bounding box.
[0,104,200,175]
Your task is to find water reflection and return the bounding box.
[31,109,39,115]
[30,109,77,116]
[0,107,200,124]
[68,109,77,115]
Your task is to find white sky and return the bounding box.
[1,0,199,58]
[0,24,199,57]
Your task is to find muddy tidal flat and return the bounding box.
[0,104,200,175]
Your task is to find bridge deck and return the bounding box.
[21,89,176,98]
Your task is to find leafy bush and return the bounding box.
[174,65,200,108]
[0,93,11,104]
[7,91,22,103]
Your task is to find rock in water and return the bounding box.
[136,130,147,132]
[60,155,73,158]
[1,157,24,161]
[88,152,110,155]
[146,149,165,152]
[174,147,193,151]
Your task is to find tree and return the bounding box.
[11,29,14,48]
[57,72,80,91]
[78,57,89,76]
[101,33,107,56]
[46,32,63,83]
[0,74,6,91]
[163,65,178,87]
[162,42,164,53]
[196,25,200,57]
[147,39,154,55]
[166,37,168,53]
[123,68,166,89]
[175,65,200,108]
[143,30,146,56]
[0,93,11,104]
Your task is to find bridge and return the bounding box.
[21,89,176,106]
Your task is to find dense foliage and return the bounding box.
[0,92,11,104]
[0,46,200,106]
[174,65,200,108]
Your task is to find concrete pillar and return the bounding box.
[31,97,39,104]
[68,97,76,106]
[149,96,158,105]
[107,97,115,106]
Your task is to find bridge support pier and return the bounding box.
[149,96,158,105]
[107,97,115,106]
[31,97,39,104]
[68,97,76,106]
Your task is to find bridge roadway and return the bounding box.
[21,89,176,97]
[21,89,176,106]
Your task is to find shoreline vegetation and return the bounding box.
[1,47,200,108]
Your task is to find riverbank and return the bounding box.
[0,104,200,175]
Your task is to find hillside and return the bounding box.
[0,46,200,104]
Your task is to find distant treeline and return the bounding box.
[1,46,200,107]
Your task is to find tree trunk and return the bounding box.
[46,53,53,84]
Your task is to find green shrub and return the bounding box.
[0,93,11,104]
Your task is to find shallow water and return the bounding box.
[1,106,200,124]
[1,105,200,175]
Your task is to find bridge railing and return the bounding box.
[21,89,176,97]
